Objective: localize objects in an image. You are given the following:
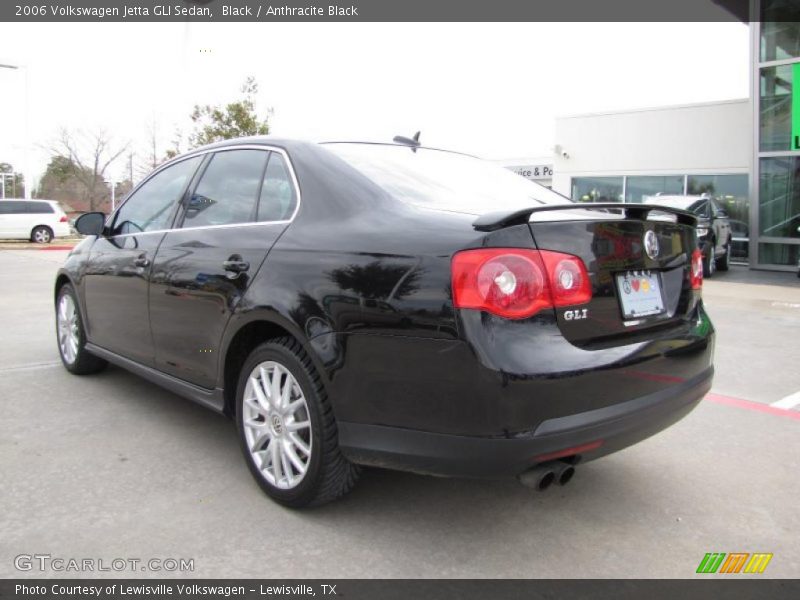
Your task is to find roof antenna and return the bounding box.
[393,131,421,151]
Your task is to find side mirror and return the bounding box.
[717,210,728,219]
[75,212,106,236]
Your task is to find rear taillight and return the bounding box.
[451,248,592,319]
[690,248,703,290]
[59,216,68,223]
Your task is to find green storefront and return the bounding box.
[755,4,800,270]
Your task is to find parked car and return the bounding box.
[643,194,732,277]
[0,199,70,243]
[55,138,714,507]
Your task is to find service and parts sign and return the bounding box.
[507,164,553,181]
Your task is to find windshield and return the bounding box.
[324,143,567,214]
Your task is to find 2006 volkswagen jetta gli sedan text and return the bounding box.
[54,137,714,507]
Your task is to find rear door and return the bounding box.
[529,207,699,345]
[83,155,204,364]
[149,147,299,388]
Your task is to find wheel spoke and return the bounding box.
[271,437,283,483]
[288,432,310,456]
[259,366,271,400]
[280,377,293,408]
[250,377,272,412]
[286,420,310,432]
[283,440,307,474]
[285,398,305,415]
[250,429,271,451]
[270,366,283,408]
[244,416,266,430]
[280,444,293,483]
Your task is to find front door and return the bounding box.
[149,148,298,388]
[82,155,203,365]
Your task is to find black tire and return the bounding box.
[235,337,360,508]
[55,283,108,375]
[31,226,53,244]
[715,239,730,272]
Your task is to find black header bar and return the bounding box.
[2,0,754,23]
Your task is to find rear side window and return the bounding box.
[182,149,269,228]
[24,201,55,214]
[257,153,297,221]
[0,202,23,215]
[112,156,202,235]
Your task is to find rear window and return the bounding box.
[324,143,566,214]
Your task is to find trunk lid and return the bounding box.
[527,205,700,346]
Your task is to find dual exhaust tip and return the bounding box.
[519,461,576,492]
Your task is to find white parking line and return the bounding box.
[0,361,61,374]
[771,390,800,410]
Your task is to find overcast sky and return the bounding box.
[0,21,749,185]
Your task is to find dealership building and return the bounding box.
[503,5,800,271]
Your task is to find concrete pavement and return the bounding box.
[1,249,798,578]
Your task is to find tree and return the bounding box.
[48,129,129,212]
[0,162,25,198]
[37,156,96,212]
[187,76,271,149]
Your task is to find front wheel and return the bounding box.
[56,284,108,375]
[236,337,360,508]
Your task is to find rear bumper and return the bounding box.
[339,366,712,478]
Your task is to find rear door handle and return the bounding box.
[223,259,250,273]
[133,255,150,268]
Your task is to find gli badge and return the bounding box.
[644,230,659,260]
[564,308,588,321]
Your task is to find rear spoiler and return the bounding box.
[472,203,698,232]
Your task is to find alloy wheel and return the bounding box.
[242,361,313,490]
[57,294,79,364]
[34,228,51,243]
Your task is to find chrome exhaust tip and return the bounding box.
[554,463,575,486]
[519,465,556,491]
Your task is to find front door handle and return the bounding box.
[133,255,150,268]
[223,259,250,273]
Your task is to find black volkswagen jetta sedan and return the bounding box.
[55,137,714,507]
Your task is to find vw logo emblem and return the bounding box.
[644,230,659,259]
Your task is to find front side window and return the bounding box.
[257,153,297,221]
[182,149,269,228]
[112,156,202,235]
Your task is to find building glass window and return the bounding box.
[624,176,684,203]
[759,64,794,151]
[571,177,623,203]
[760,0,800,62]
[758,243,799,266]
[687,174,750,224]
[759,157,800,239]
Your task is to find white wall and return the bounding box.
[551,99,752,197]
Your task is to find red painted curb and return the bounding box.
[705,393,800,422]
